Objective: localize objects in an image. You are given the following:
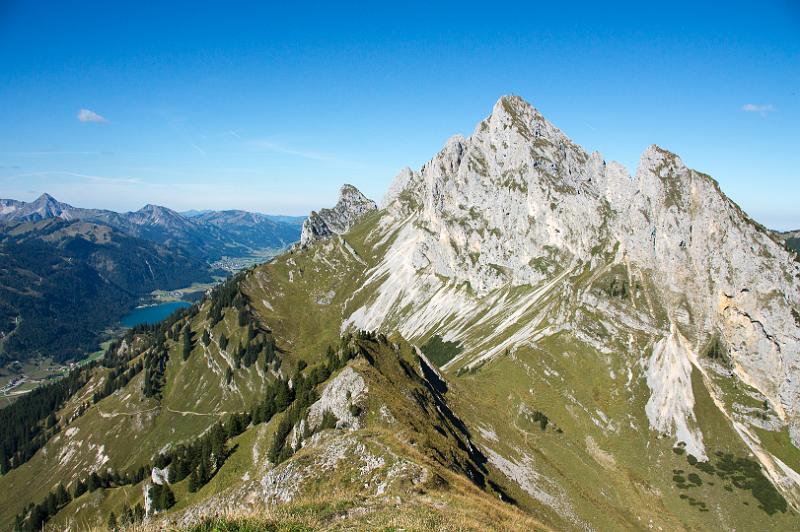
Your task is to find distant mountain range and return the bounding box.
[0,194,304,261]
[181,209,306,225]
[0,194,305,364]
[776,230,800,254]
[0,218,209,363]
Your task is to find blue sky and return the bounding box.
[0,1,798,228]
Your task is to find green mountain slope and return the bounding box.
[238,205,800,530]
[0,271,544,530]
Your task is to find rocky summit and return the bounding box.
[299,184,378,247]
[3,96,800,531]
[351,95,800,460]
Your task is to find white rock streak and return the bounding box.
[644,325,706,459]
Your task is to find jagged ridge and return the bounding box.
[299,184,377,247]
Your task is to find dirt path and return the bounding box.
[97,406,227,418]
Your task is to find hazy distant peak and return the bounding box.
[35,192,58,203]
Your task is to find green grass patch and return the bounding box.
[188,516,313,532]
[421,335,462,367]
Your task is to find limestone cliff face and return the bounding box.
[347,95,800,464]
[299,184,377,247]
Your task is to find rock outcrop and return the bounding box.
[299,184,377,247]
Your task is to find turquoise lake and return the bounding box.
[121,301,191,327]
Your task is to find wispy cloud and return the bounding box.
[1,149,108,157]
[248,139,356,166]
[741,103,776,117]
[188,141,207,155]
[77,109,109,123]
[1,170,140,184]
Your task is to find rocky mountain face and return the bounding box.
[0,198,23,217]
[3,96,800,531]
[355,96,800,452]
[298,184,377,247]
[299,96,800,522]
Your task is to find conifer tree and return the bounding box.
[55,483,70,506]
[121,503,133,526]
[182,326,193,361]
[73,479,87,499]
[188,468,199,493]
[87,471,101,492]
[159,484,175,510]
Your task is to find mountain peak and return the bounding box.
[338,183,368,202]
[382,167,415,209]
[35,192,58,204]
[332,184,375,215]
[492,94,533,115]
[635,144,692,197]
[129,203,193,230]
[479,94,566,147]
[487,94,538,125]
[22,192,74,221]
[639,144,681,166]
[136,204,180,216]
[299,184,377,247]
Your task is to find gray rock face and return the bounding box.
[306,366,367,431]
[299,184,377,247]
[346,95,800,478]
[151,466,169,485]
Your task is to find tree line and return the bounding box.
[0,364,94,474]
[12,332,366,531]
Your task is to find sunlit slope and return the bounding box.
[0,280,283,529]
[179,200,800,529]
[244,211,800,529]
[242,211,386,361]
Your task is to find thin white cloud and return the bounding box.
[77,109,109,123]
[741,103,776,117]
[3,170,140,184]
[188,141,207,155]
[248,139,329,161]
[1,149,105,157]
[247,138,361,167]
